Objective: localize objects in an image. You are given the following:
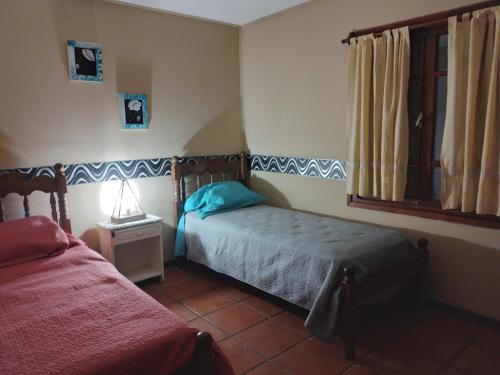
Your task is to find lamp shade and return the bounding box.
[111,180,146,224]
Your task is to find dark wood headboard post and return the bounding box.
[240,151,249,186]
[54,164,72,234]
[0,163,72,234]
[171,156,182,226]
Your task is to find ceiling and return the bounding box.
[107,0,312,26]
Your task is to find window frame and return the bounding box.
[348,195,500,229]
[347,25,500,229]
[419,25,447,201]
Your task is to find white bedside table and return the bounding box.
[97,215,164,283]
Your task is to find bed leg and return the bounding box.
[193,331,217,375]
[415,238,430,311]
[340,266,357,361]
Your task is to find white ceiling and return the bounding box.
[107,0,311,26]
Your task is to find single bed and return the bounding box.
[0,164,233,375]
[171,153,429,361]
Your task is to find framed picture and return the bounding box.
[67,40,103,82]
[118,93,149,129]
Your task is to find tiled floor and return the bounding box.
[139,266,500,375]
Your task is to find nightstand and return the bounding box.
[97,215,164,283]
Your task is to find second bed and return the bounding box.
[171,153,429,360]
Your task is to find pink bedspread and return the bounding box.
[0,243,233,375]
[0,216,70,267]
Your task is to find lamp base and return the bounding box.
[111,212,147,224]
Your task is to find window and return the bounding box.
[349,25,500,229]
[409,26,447,203]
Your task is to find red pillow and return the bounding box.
[0,216,69,267]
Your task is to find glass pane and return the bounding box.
[408,30,425,164]
[433,167,441,200]
[408,85,420,162]
[410,31,425,75]
[405,165,418,199]
[433,76,447,160]
[437,34,448,71]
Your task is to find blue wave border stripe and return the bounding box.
[0,155,242,186]
[250,154,346,181]
[0,154,345,185]
[64,158,172,185]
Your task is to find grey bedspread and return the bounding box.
[184,205,414,340]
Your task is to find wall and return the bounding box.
[240,0,500,321]
[0,0,243,255]
[1,0,498,322]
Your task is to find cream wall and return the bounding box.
[1,0,498,322]
[241,0,500,321]
[0,0,243,256]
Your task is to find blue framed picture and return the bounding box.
[67,40,103,82]
[118,93,149,129]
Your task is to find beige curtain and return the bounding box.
[441,7,500,215]
[346,27,410,201]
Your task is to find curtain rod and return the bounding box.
[341,0,499,44]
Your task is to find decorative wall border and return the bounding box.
[0,154,345,185]
[250,154,346,181]
[0,159,170,184]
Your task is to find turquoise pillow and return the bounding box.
[185,181,266,219]
[174,181,266,256]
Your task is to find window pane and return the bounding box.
[410,31,425,76]
[433,75,447,160]
[433,167,441,200]
[408,84,420,162]
[405,165,418,199]
[437,34,448,71]
[408,31,425,164]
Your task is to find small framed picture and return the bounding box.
[67,40,103,82]
[118,93,149,129]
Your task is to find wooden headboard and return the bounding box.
[171,152,249,226]
[0,164,72,233]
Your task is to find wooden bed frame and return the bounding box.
[0,164,221,375]
[171,152,430,361]
[0,164,72,233]
[172,153,249,225]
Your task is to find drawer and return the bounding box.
[113,224,161,245]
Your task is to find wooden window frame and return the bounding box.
[419,26,447,201]
[347,17,500,230]
[348,195,500,229]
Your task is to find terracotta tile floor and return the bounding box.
[139,266,500,375]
